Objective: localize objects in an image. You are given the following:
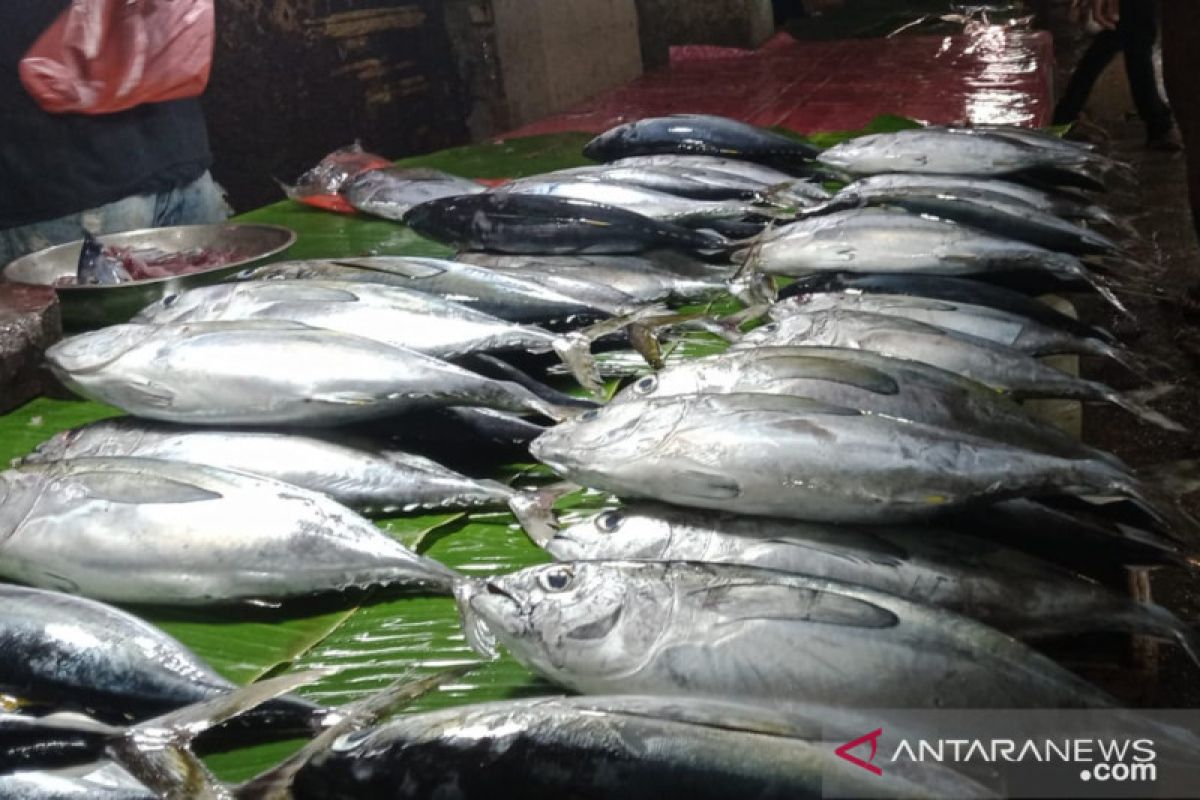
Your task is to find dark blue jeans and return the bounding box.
[1053,0,1173,138]
[0,171,230,267]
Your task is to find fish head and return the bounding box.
[401,196,469,240]
[529,398,689,476]
[582,122,639,162]
[735,318,795,348]
[44,325,155,375]
[545,507,674,561]
[457,562,674,684]
[134,284,237,324]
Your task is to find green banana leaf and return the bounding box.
[0,117,910,786]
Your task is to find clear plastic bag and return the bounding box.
[19,0,215,115]
[283,143,394,214]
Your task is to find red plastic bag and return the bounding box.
[19,0,215,115]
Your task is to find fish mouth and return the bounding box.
[453,579,522,660]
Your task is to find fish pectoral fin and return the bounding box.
[671,467,742,500]
[73,471,224,505]
[125,380,176,408]
[252,284,362,304]
[308,391,383,406]
[693,581,899,629]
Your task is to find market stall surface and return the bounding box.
[0,24,1159,784]
[506,29,1054,138]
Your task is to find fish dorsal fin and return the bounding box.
[64,468,222,505]
[691,580,898,629]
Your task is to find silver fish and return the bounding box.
[455,253,729,306]
[45,320,571,426]
[290,694,995,799]
[0,457,460,604]
[76,230,130,286]
[495,179,766,224]
[455,560,1119,708]
[529,392,1172,525]
[837,173,1128,231]
[239,256,620,323]
[342,166,485,221]
[131,280,599,391]
[544,504,1200,662]
[737,310,1182,431]
[608,345,1124,465]
[508,163,816,205]
[817,128,1102,183]
[775,291,1150,375]
[0,762,152,800]
[0,583,326,726]
[738,208,1127,313]
[22,418,524,515]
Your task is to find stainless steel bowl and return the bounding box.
[1,223,296,328]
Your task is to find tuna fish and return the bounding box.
[455,561,1120,708]
[342,167,485,221]
[543,504,1200,662]
[45,320,574,426]
[0,457,460,604]
[529,393,1181,526]
[584,115,821,168]
[735,309,1182,431]
[402,194,726,255]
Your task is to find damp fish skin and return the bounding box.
[584,114,821,167]
[0,584,324,729]
[545,504,1200,662]
[44,320,571,426]
[290,694,995,800]
[22,418,520,515]
[342,166,485,221]
[402,193,726,255]
[0,457,460,604]
[530,392,1161,524]
[457,560,1120,709]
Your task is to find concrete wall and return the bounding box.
[491,0,644,128]
[635,0,776,70]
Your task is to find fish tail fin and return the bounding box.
[1138,602,1200,669]
[551,333,603,397]
[112,670,332,800]
[571,304,681,376]
[1057,256,1134,317]
[507,483,573,546]
[1100,384,1187,432]
[1111,475,1200,543]
[1089,340,1161,380]
[236,667,471,800]
[1083,204,1141,239]
[1137,459,1200,498]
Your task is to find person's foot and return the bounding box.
[1147,127,1184,152]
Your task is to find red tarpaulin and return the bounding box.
[503,29,1053,139]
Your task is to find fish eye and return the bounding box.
[579,409,600,421]
[161,294,179,308]
[594,511,623,534]
[759,322,778,334]
[538,567,574,592]
[632,375,658,395]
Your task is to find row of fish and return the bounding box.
[6,113,1199,797]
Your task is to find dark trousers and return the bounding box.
[1053,0,1173,137]
[1161,0,1200,241]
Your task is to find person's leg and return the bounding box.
[0,194,155,265]
[1053,30,1123,125]
[1160,0,1200,241]
[1116,0,1173,140]
[153,171,232,228]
